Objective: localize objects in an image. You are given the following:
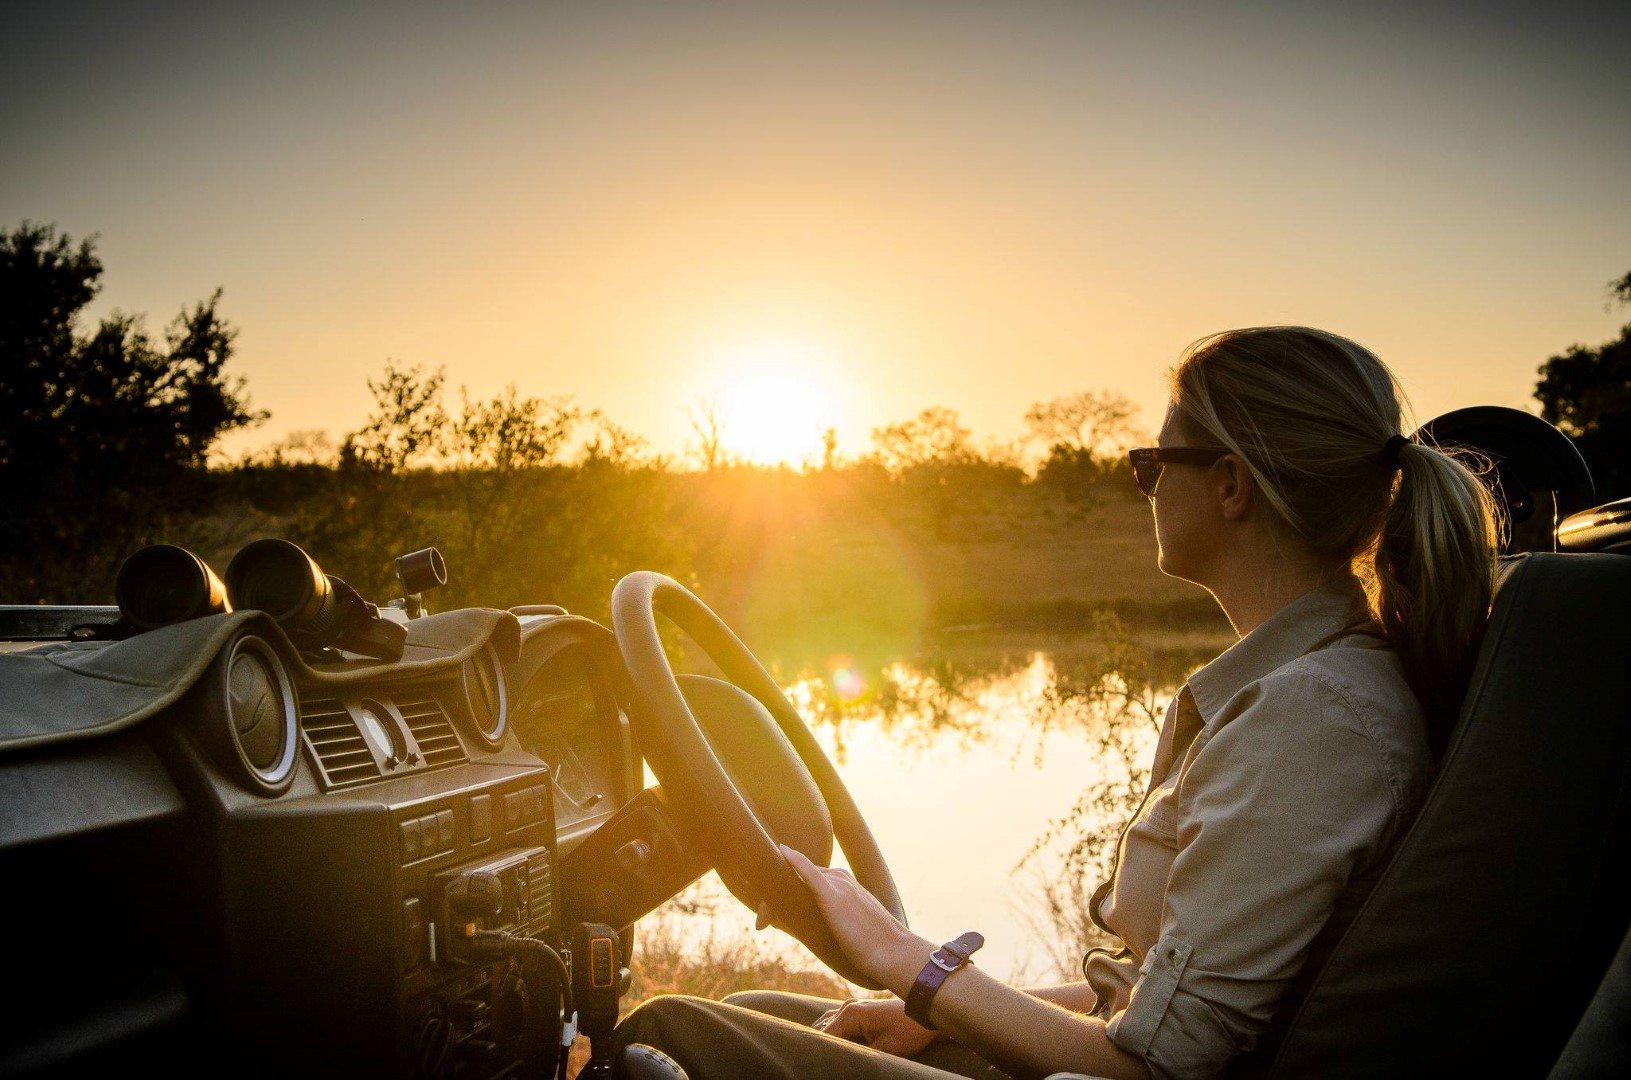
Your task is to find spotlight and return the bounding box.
[395,547,447,596]
[392,546,447,618]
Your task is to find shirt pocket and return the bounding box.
[1138,784,1182,843]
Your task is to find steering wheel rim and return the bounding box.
[611,570,905,989]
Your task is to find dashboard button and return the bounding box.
[436,810,455,850]
[402,898,428,971]
[470,795,492,842]
[401,818,422,861]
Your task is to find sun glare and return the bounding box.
[705,338,843,466]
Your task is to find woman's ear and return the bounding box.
[1215,455,1256,521]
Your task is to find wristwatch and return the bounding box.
[904,931,984,1030]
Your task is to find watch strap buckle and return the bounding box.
[904,931,985,1030]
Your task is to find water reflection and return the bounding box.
[655,619,1224,982]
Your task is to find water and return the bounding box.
[650,630,1219,985]
[805,655,1151,982]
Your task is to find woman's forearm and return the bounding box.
[778,848,1145,1077]
[1023,980,1100,1014]
[935,967,1148,1080]
[877,941,1148,1080]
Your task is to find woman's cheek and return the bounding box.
[1153,504,1178,574]
[1154,502,1196,581]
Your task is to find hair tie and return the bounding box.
[1379,433,1410,471]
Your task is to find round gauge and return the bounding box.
[460,649,508,748]
[221,634,298,794]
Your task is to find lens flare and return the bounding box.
[827,655,866,701]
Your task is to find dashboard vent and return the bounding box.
[299,698,381,788]
[526,852,554,934]
[399,697,468,769]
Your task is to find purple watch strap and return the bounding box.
[904,931,984,1030]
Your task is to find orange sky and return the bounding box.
[5,1,1628,465]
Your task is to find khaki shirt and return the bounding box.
[1084,576,1433,1079]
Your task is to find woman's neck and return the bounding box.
[1204,545,1340,638]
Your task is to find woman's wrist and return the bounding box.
[878,928,938,996]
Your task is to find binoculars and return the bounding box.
[114,539,447,661]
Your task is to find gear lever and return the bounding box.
[572,922,630,1077]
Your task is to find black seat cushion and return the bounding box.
[1257,553,1631,1077]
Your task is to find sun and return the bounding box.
[704,338,843,466]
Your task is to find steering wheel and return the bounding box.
[610,571,905,989]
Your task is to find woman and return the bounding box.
[612,327,1501,1079]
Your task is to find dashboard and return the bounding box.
[0,607,680,1078]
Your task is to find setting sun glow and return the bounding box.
[705,339,844,466]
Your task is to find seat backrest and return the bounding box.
[1549,912,1631,1077]
[1263,553,1631,1077]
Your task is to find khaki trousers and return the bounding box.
[610,991,1012,1080]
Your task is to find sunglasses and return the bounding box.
[1127,446,1231,498]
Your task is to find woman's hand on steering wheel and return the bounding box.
[781,844,933,994]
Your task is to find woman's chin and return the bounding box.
[1156,550,1202,586]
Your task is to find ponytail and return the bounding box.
[1374,441,1501,755]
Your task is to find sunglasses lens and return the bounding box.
[1133,456,1160,497]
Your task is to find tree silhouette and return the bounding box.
[1023,390,1145,511]
[820,426,840,471]
[870,406,975,473]
[1535,269,1631,502]
[1023,390,1140,460]
[687,398,728,471]
[0,222,263,591]
[340,361,447,473]
[1608,271,1631,309]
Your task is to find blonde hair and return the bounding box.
[1173,327,1501,750]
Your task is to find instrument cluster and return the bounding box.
[508,626,636,839]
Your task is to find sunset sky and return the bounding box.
[5,1,1628,465]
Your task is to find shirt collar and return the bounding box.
[1186,574,1376,726]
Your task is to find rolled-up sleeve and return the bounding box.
[1104,669,1402,1079]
